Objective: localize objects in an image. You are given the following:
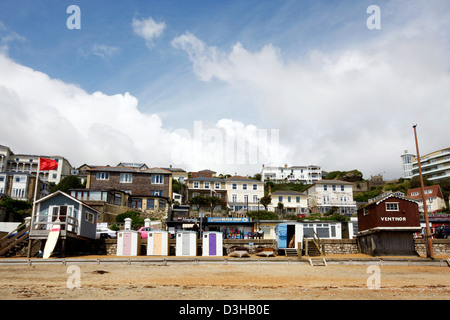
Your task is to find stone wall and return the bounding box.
[322,239,359,255]
[414,239,450,256]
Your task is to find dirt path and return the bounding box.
[0,262,449,300]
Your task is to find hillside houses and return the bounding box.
[2,142,450,231]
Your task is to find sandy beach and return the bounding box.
[0,255,449,300]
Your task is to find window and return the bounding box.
[323,184,328,191]
[204,182,210,189]
[232,194,237,202]
[244,195,248,203]
[425,190,432,194]
[85,211,95,223]
[159,199,166,209]
[341,185,345,191]
[243,184,247,190]
[278,196,283,202]
[151,190,162,196]
[253,195,259,203]
[332,185,336,191]
[120,173,133,183]
[296,197,300,203]
[287,196,291,203]
[147,199,155,210]
[193,182,199,188]
[152,175,164,184]
[96,172,109,180]
[253,184,257,190]
[131,199,142,209]
[232,183,237,190]
[215,182,220,189]
[411,192,419,196]
[386,203,399,211]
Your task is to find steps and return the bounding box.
[305,239,323,257]
[309,258,327,267]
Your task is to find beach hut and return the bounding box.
[277,222,303,251]
[147,231,169,256]
[357,191,421,256]
[117,218,141,256]
[175,231,197,256]
[202,231,223,256]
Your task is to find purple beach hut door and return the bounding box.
[209,233,216,256]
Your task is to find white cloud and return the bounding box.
[132,16,166,46]
[172,24,450,179]
[79,44,119,59]
[0,53,280,174]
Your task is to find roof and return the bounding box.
[313,179,354,185]
[406,185,444,200]
[36,190,100,213]
[87,166,171,174]
[226,175,263,183]
[187,177,224,182]
[358,191,418,210]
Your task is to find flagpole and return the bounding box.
[27,157,41,258]
[413,125,434,259]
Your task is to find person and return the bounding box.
[193,222,200,238]
[257,228,264,239]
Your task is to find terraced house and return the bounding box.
[83,166,173,220]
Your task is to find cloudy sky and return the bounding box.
[0,0,449,179]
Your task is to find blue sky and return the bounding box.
[0,0,449,178]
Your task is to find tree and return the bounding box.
[51,175,83,193]
[259,195,272,211]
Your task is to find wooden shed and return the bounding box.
[30,190,99,241]
[357,192,421,256]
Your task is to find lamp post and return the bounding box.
[413,124,434,259]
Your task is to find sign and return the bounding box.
[207,217,250,223]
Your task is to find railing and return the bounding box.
[31,210,79,235]
[0,221,30,256]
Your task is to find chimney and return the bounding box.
[284,164,288,169]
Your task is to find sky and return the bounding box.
[0,0,449,179]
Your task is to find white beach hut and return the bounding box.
[147,231,170,256]
[117,218,141,256]
[175,231,197,256]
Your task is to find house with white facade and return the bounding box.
[406,185,447,213]
[268,190,308,215]
[225,176,264,213]
[261,164,321,184]
[305,179,357,215]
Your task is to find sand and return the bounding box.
[0,255,449,300]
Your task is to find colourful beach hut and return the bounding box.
[147,231,169,256]
[175,231,197,256]
[202,231,223,256]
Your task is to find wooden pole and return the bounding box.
[27,158,41,259]
[412,125,434,259]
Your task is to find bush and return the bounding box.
[115,210,144,228]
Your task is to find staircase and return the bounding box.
[309,258,327,267]
[0,223,30,257]
[304,239,324,257]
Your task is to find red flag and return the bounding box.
[39,158,58,171]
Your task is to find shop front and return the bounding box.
[205,217,255,239]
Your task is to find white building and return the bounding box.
[402,147,450,182]
[261,164,321,184]
[305,179,357,215]
[401,150,414,179]
[268,190,308,215]
[225,176,264,213]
